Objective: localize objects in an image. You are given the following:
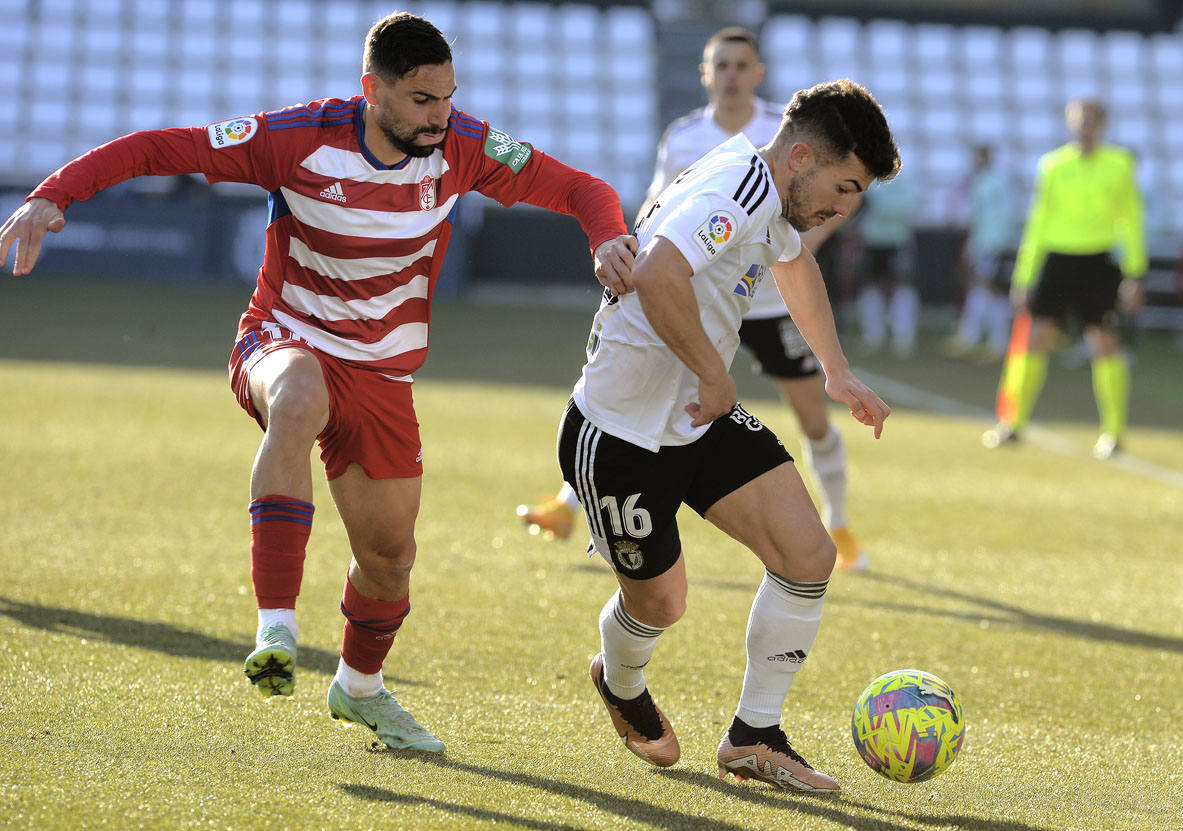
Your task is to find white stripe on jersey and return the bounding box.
[288,236,438,282]
[280,186,460,239]
[281,274,429,322]
[272,308,428,362]
[298,144,452,185]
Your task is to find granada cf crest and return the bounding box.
[418,175,437,211]
[613,540,644,571]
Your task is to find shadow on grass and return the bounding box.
[659,768,1053,831]
[341,783,585,831]
[344,756,757,831]
[344,756,1052,831]
[579,562,1183,654]
[853,572,1183,654]
[0,596,425,685]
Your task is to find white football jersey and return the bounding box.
[573,134,802,451]
[641,100,790,320]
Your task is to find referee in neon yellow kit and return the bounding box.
[983,98,1146,459]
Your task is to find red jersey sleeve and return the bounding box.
[28,104,339,211]
[448,108,626,253]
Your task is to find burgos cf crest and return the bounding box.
[694,210,736,260]
[613,540,644,571]
[734,263,763,297]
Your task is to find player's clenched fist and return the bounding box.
[593,234,638,296]
[0,197,65,277]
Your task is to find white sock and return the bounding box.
[889,284,919,351]
[334,657,384,699]
[735,571,827,728]
[957,285,989,345]
[986,294,1011,354]
[599,590,665,699]
[856,287,886,347]
[802,427,848,530]
[557,481,580,511]
[257,608,297,640]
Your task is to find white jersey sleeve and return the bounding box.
[650,192,744,277]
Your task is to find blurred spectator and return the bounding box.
[851,173,919,356]
[983,99,1146,460]
[947,145,1016,361]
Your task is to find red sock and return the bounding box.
[340,576,410,674]
[249,495,314,608]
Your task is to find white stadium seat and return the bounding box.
[1057,29,1098,76]
[762,15,813,56]
[914,22,956,65]
[1008,26,1052,73]
[961,25,1003,67]
[966,107,1009,144]
[1102,30,1145,76]
[865,18,910,65]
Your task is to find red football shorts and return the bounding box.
[228,320,423,481]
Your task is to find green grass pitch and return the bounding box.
[1,277,1180,830]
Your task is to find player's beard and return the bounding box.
[784,167,836,231]
[378,119,446,158]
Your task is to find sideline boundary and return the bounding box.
[854,367,1183,490]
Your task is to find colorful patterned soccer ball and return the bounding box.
[851,669,965,783]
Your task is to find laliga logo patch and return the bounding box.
[207,117,257,148]
[707,213,734,243]
[694,210,735,259]
[418,175,437,211]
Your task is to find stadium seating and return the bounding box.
[1,1,1180,250]
[759,15,1183,248]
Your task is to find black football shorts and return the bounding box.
[1030,252,1122,328]
[557,398,792,580]
[738,315,820,380]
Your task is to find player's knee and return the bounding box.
[358,535,417,574]
[769,528,836,582]
[799,412,830,441]
[627,586,686,628]
[265,375,329,438]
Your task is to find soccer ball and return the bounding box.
[851,669,965,783]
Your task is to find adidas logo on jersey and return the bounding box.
[319,181,347,203]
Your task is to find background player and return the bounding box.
[0,12,635,752]
[560,79,899,790]
[946,144,1017,361]
[519,27,871,572]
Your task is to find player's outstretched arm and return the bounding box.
[771,248,890,437]
[0,198,66,277]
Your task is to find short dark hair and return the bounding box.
[783,79,901,182]
[364,12,452,80]
[703,26,760,61]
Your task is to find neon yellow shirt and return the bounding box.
[1012,142,1146,288]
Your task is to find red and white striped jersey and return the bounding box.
[31,95,626,375]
